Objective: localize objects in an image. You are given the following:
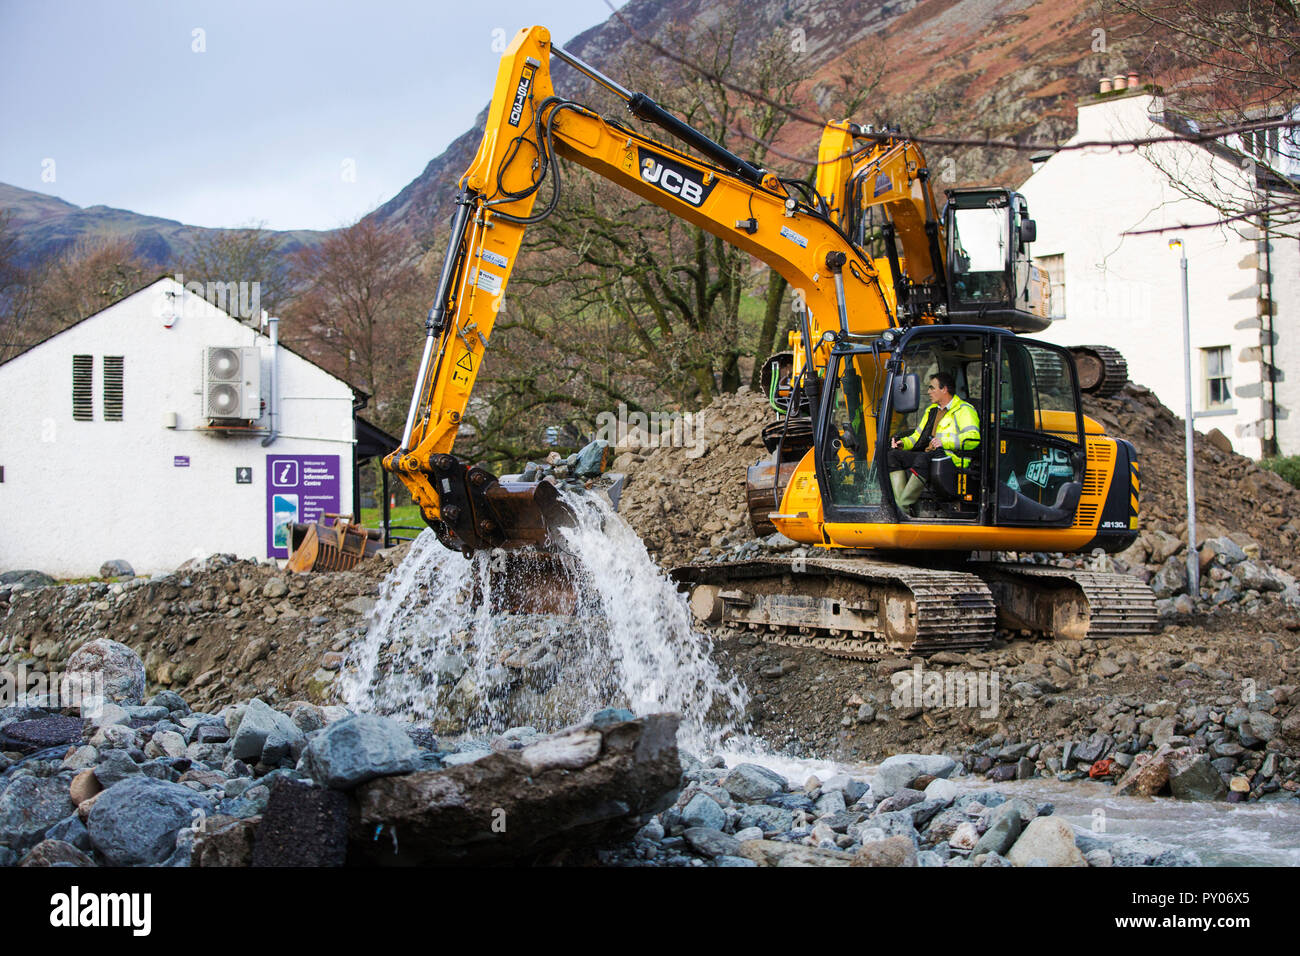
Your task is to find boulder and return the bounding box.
[0,772,77,852]
[683,826,742,859]
[681,793,727,831]
[1006,817,1087,867]
[972,804,1022,857]
[574,439,613,477]
[299,713,422,789]
[0,570,56,589]
[851,835,918,867]
[872,754,957,799]
[351,713,680,865]
[18,839,95,867]
[737,804,795,834]
[722,763,788,802]
[738,839,855,867]
[87,777,213,866]
[1115,748,1172,797]
[1167,754,1227,801]
[229,698,305,765]
[1150,557,1189,598]
[98,559,135,579]
[65,638,146,705]
[194,816,260,868]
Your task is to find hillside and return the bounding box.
[0,182,327,270]
[363,0,1155,250]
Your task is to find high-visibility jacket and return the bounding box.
[899,395,981,469]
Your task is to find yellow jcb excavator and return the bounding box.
[383,25,1157,657]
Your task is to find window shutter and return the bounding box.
[104,356,124,421]
[73,354,93,420]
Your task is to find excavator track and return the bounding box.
[972,563,1159,640]
[1069,345,1129,397]
[671,556,997,659]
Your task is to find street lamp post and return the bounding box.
[1170,238,1199,599]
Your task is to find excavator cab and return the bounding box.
[815,325,1087,533]
[943,189,1050,333]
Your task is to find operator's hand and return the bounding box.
[926,436,942,452]
[890,437,899,449]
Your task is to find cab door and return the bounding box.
[993,338,1086,526]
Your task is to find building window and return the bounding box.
[103,356,124,421]
[72,354,93,420]
[1203,346,1231,408]
[1037,253,1065,318]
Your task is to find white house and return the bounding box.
[0,277,363,576]
[1019,83,1300,458]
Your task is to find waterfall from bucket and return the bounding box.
[339,489,750,752]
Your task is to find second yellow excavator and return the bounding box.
[383,26,1157,657]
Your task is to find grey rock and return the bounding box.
[684,826,742,858]
[737,804,795,834]
[972,805,1022,857]
[44,813,92,852]
[1085,849,1114,867]
[93,750,142,787]
[65,638,146,705]
[575,439,612,477]
[722,763,788,802]
[229,698,305,765]
[300,714,423,789]
[88,777,211,866]
[0,773,76,851]
[715,854,758,867]
[590,707,635,728]
[681,793,727,831]
[99,559,135,578]
[154,685,191,713]
[814,789,847,818]
[1168,754,1228,801]
[1233,561,1283,592]
[1151,557,1189,598]
[0,569,56,588]
[872,754,957,799]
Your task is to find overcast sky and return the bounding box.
[0,0,623,230]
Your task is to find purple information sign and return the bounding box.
[265,454,340,558]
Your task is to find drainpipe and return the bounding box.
[261,312,279,447]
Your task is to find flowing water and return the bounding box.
[721,750,1300,866]
[340,490,750,752]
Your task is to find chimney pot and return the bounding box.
[1099,78,1113,93]
[1113,74,1127,91]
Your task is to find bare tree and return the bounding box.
[181,224,292,316]
[1113,0,1299,237]
[283,219,424,432]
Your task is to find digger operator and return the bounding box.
[887,372,980,511]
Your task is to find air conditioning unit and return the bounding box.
[203,346,261,421]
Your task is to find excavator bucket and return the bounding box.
[287,514,384,573]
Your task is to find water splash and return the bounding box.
[340,489,749,752]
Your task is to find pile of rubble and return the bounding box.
[0,552,409,714]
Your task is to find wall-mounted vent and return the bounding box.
[72,354,93,421]
[202,346,261,420]
[103,356,124,421]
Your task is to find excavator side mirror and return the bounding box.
[892,372,921,414]
[1019,218,1037,247]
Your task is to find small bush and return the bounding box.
[1261,455,1300,490]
